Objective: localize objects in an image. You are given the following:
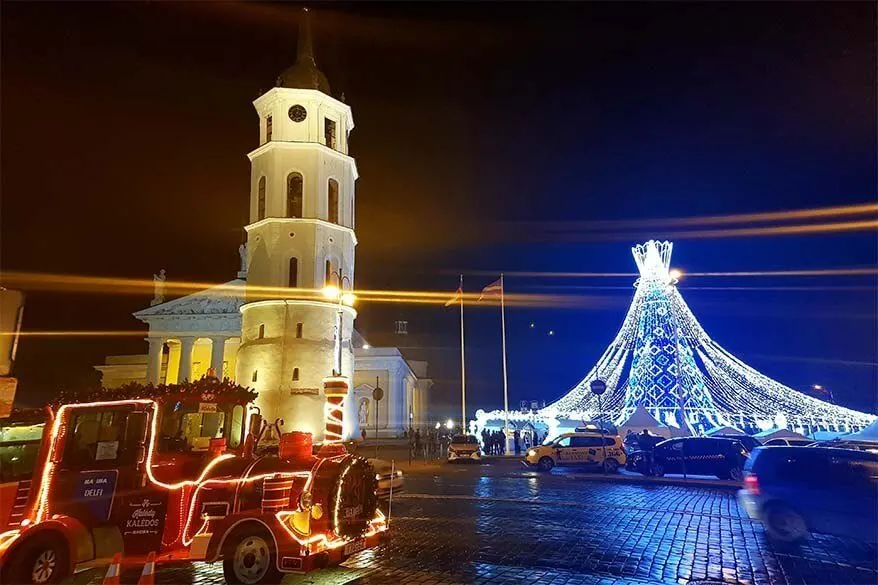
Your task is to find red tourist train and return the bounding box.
[0,377,388,585]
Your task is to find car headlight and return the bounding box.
[527,450,536,457]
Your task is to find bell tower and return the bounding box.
[236,9,358,440]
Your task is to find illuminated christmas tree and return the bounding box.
[543,240,875,434]
[475,240,875,437]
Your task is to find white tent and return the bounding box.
[842,418,878,443]
[705,425,746,437]
[618,405,676,439]
[753,428,810,442]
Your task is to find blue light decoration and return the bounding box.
[473,240,876,439]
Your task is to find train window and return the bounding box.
[180,412,226,451]
[65,409,138,467]
[228,405,245,449]
[0,419,45,483]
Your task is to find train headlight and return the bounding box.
[299,491,313,510]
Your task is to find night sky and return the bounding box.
[2,3,876,416]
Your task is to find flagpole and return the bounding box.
[459,274,467,433]
[500,273,510,455]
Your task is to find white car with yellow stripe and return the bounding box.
[524,432,626,472]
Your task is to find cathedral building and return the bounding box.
[96,10,431,441]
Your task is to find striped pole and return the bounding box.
[323,376,349,444]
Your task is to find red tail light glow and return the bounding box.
[744,474,760,495]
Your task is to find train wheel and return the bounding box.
[4,534,70,585]
[222,528,281,585]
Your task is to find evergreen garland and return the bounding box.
[51,376,257,408]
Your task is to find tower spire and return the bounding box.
[297,7,316,66]
[276,7,331,94]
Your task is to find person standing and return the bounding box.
[513,429,521,455]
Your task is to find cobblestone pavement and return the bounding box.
[80,460,876,585]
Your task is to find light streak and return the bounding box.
[681,268,878,277]
[536,219,878,242]
[662,219,878,239]
[3,330,158,337]
[473,267,878,280]
[0,272,574,309]
[530,202,878,230]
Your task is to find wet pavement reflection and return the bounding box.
[79,459,876,585]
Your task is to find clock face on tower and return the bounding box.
[288,105,307,123]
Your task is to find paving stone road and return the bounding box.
[80,460,877,585]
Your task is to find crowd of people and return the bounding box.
[480,428,544,455]
[405,427,449,460]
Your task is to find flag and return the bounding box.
[444,287,463,307]
[478,278,502,301]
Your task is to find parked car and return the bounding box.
[369,458,403,508]
[739,446,878,542]
[627,437,749,480]
[524,432,626,472]
[713,433,762,453]
[811,439,878,454]
[447,435,482,463]
[763,438,813,447]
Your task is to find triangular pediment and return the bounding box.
[134,279,245,318]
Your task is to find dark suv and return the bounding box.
[627,437,749,480]
[739,446,878,542]
[713,433,761,453]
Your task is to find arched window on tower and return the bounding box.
[328,179,339,224]
[287,173,303,218]
[325,259,333,286]
[288,257,298,288]
[257,177,266,221]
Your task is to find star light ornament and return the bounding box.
[474,240,875,440]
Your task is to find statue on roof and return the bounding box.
[238,244,248,279]
[151,269,166,306]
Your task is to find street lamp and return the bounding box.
[322,269,355,377]
[445,418,455,430]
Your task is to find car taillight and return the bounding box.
[744,474,760,495]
